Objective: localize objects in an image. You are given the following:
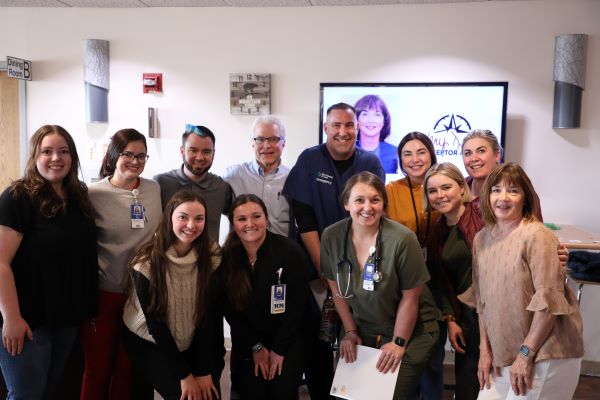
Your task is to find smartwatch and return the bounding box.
[393,336,406,347]
[252,342,264,353]
[519,344,535,358]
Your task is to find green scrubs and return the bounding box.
[321,218,440,399]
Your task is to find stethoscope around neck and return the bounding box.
[336,219,383,299]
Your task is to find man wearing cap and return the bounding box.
[223,115,293,238]
[154,124,232,241]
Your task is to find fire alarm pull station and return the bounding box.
[143,73,162,93]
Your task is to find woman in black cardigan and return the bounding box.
[214,194,311,400]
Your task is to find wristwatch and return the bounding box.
[519,344,535,358]
[393,336,406,347]
[252,342,264,353]
[443,314,457,323]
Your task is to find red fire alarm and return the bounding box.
[143,73,162,93]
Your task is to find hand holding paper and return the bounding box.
[377,342,405,373]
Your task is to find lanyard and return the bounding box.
[407,177,430,247]
[336,219,383,298]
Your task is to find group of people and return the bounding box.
[0,101,584,400]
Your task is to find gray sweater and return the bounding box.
[89,177,162,293]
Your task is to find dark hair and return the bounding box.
[397,132,437,176]
[128,189,217,324]
[479,163,539,226]
[326,102,356,118]
[340,171,388,211]
[354,95,392,142]
[221,194,269,311]
[182,125,216,147]
[10,124,95,219]
[99,129,147,179]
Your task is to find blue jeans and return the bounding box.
[0,325,78,400]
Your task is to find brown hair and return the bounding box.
[99,129,147,179]
[340,171,388,210]
[10,124,95,219]
[221,194,269,311]
[128,189,217,324]
[397,132,437,176]
[479,163,538,226]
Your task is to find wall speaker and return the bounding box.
[553,34,587,129]
[84,39,109,123]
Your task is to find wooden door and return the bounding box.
[0,71,21,190]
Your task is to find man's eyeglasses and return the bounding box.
[119,152,149,163]
[253,136,283,144]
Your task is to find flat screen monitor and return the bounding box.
[319,82,507,181]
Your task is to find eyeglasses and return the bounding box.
[119,152,149,163]
[253,136,283,144]
[185,124,208,137]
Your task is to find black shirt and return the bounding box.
[0,186,98,328]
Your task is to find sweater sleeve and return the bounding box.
[271,243,309,356]
[131,270,192,380]
[525,225,575,315]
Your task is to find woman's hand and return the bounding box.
[376,342,405,373]
[194,374,219,400]
[268,350,285,379]
[252,347,270,380]
[1,315,33,356]
[340,330,362,363]
[180,373,204,400]
[477,348,498,390]
[557,243,569,269]
[509,354,534,396]
[447,321,466,354]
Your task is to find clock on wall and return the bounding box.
[230,73,271,115]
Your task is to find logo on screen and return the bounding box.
[429,114,472,156]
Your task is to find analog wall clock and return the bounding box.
[230,73,271,115]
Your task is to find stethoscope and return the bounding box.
[336,219,383,299]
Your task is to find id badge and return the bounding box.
[271,284,286,314]
[363,262,375,291]
[131,204,145,229]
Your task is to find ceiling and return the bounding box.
[0,0,523,8]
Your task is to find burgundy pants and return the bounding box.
[80,290,133,400]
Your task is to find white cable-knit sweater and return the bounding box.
[123,246,201,351]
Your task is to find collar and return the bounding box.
[251,159,281,177]
[175,164,212,189]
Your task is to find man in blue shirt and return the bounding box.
[224,116,292,237]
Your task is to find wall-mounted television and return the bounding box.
[319,82,508,181]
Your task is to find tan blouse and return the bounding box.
[470,221,583,367]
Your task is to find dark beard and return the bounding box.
[184,160,211,177]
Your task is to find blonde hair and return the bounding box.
[423,163,471,212]
[462,129,503,157]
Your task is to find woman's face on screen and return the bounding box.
[357,108,385,139]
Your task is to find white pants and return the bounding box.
[477,357,582,400]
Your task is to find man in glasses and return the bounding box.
[223,116,293,238]
[154,124,232,241]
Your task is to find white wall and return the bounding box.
[2,0,600,361]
